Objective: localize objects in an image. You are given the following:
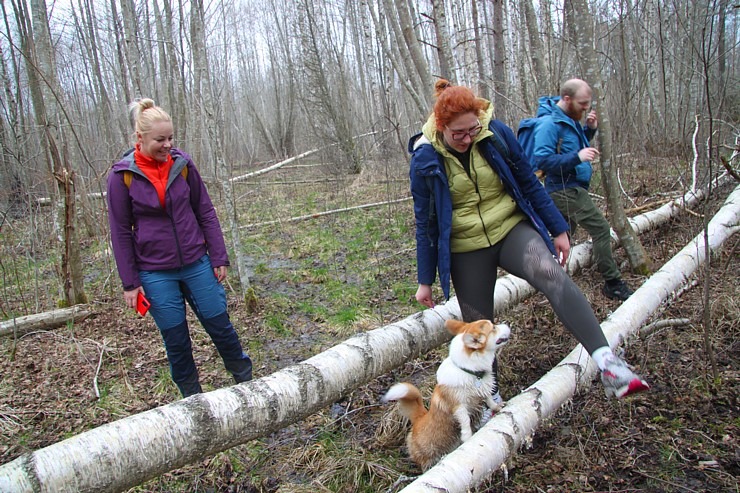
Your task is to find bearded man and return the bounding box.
[530,78,634,301]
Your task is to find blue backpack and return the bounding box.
[516,117,562,178]
[516,117,538,162]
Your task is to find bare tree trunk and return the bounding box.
[0,0,26,216]
[358,0,386,126]
[392,0,434,97]
[140,0,157,101]
[470,0,487,99]
[430,0,456,81]
[119,0,142,98]
[521,0,548,99]
[0,305,91,338]
[106,0,132,106]
[714,0,729,121]
[27,0,87,305]
[367,0,428,118]
[565,0,651,275]
[491,0,506,115]
[189,0,253,304]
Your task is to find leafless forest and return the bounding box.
[0,1,738,492]
[0,0,737,304]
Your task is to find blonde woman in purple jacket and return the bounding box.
[107,99,252,397]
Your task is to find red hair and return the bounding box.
[432,79,487,131]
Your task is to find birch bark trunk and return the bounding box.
[430,0,456,81]
[189,0,253,302]
[391,0,434,100]
[565,0,651,275]
[367,1,428,117]
[29,0,87,306]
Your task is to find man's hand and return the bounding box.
[586,110,598,129]
[578,147,600,162]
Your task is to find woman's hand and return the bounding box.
[214,265,228,283]
[415,284,435,308]
[123,287,143,310]
[553,232,570,267]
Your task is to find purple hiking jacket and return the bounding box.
[107,148,229,290]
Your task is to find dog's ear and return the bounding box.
[445,319,466,335]
[461,331,487,349]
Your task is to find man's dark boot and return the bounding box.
[201,312,253,384]
[603,279,634,301]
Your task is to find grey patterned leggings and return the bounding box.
[451,221,608,355]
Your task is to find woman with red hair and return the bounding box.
[409,80,648,402]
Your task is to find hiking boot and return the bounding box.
[600,355,650,399]
[603,279,634,301]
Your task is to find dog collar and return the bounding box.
[456,365,487,380]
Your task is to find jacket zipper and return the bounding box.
[461,156,492,247]
[165,182,185,268]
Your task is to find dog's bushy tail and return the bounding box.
[382,382,427,423]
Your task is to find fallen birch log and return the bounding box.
[0,181,730,492]
[0,305,92,338]
[229,149,320,183]
[0,303,460,493]
[240,197,411,230]
[400,183,740,493]
[566,173,731,277]
[229,131,378,184]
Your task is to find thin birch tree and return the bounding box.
[189,0,254,304]
[27,0,88,305]
[491,0,507,116]
[565,0,651,275]
[430,0,456,81]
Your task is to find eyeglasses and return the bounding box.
[448,121,483,141]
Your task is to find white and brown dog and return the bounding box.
[382,319,510,470]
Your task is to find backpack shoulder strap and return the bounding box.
[488,122,511,162]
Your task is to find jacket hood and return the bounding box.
[536,96,561,118]
[111,148,190,173]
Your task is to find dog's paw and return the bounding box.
[461,429,473,442]
[486,395,505,413]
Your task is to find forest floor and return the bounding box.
[0,160,738,493]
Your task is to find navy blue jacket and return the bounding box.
[409,119,570,299]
